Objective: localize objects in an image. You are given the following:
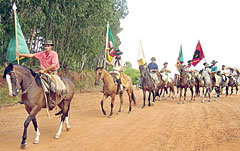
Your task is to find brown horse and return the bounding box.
[139,65,156,108]
[156,71,175,100]
[177,64,197,104]
[3,64,75,149]
[94,67,136,118]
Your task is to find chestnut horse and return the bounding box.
[177,64,197,104]
[3,64,75,149]
[139,65,156,108]
[94,67,136,118]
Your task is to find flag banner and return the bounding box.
[175,45,184,70]
[7,13,29,64]
[137,40,146,67]
[192,41,204,67]
[106,26,116,62]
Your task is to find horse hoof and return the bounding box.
[128,111,131,114]
[54,135,60,139]
[142,106,145,109]
[202,100,205,103]
[148,104,151,107]
[152,102,155,105]
[66,126,70,131]
[33,140,39,144]
[182,101,185,104]
[108,115,112,118]
[117,112,120,115]
[102,111,106,115]
[21,143,27,149]
[177,101,180,104]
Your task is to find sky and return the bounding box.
[118,0,240,76]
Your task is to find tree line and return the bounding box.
[0,0,128,71]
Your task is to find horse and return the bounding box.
[228,71,239,95]
[94,67,136,118]
[156,71,175,100]
[3,64,75,149]
[139,64,156,108]
[177,64,196,104]
[199,69,213,103]
[194,71,205,97]
[218,73,229,96]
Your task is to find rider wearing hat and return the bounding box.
[209,60,219,86]
[104,49,126,93]
[160,62,171,87]
[17,40,66,109]
[186,60,195,85]
[148,57,159,88]
[220,65,227,82]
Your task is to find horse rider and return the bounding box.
[203,62,211,73]
[229,68,238,85]
[104,49,125,94]
[208,60,219,86]
[160,62,171,87]
[17,40,66,109]
[185,60,195,85]
[220,65,227,82]
[148,57,159,88]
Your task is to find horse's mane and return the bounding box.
[3,64,42,87]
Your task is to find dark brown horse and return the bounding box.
[228,75,239,95]
[139,64,156,108]
[156,71,175,100]
[177,64,196,104]
[94,67,136,118]
[3,64,75,149]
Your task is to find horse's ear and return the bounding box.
[9,63,14,71]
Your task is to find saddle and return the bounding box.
[40,72,67,109]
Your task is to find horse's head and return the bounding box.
[95,67,104,86]
[3,64,21,97]
[139,64,147,77]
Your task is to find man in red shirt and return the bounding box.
[17,40,62,109]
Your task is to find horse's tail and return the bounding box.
[131,90,136,105]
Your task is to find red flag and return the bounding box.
[192,41,204,67]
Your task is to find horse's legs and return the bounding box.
[148,91,151,106]
[55,102,70,139]
[126,89,132,114]
[159,88,163,101]
[142,90,146,108]
[208,88,211,102]
[100,95,107,115]
[108,94,116,118]
[164,88,167,100]
[118,93,124,114]
[202,88,207,103]
[183,87,187,104]
[152,90,155,105]
[190,87,193,102]
[21,107,40,149]
[32,117,40,144]
[236,84,238,94]
[231,86,233,95]
[178,88,182,104]
[226,86,229,96]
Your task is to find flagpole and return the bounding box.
[104,23,109,67]
[13,2,19,64]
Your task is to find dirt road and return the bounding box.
[0,89,240,151]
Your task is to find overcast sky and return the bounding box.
[118,0,240,75]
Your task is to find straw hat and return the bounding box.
[150,57,156,61]
[43,40,54,46]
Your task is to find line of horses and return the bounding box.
[3,64,239,149]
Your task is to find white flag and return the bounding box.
[137,40,146,66]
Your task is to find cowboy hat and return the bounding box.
[113,49,123,55]
[187,60,192,63]
[203,62,209,66]
[150,57,156,61]
[43,40,54,46]
[163,62,168,65]
[211,60,218,64]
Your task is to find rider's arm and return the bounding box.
[16,52,34,58]
[104,58,113,66]
[43,64,57,72]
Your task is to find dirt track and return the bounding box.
[0,89,240,151]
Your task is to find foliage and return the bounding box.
[123,61,140,85]
[0,0,129,70]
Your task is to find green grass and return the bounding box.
[0,86,20,108]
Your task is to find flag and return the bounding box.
[137,40,146,67]
[106,25,116,62]
[7,3,29,64]
[175,45,184,70]
[192,40,204,67]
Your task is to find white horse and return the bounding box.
[199,69,213,103]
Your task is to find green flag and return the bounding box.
[7,13,29,64]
